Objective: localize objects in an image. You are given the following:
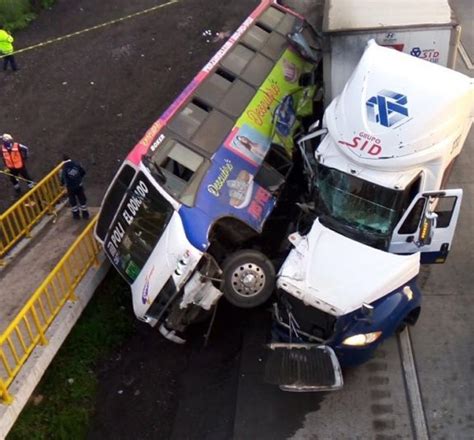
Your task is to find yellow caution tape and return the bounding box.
[0,0,180,59]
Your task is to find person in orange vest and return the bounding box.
[1,133,34,195]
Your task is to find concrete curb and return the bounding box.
[0,255,110,439]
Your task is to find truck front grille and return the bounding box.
[265,345,337,389]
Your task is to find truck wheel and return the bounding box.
[221,250,275,308]
[396,307,421,334]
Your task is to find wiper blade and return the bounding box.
[142,155,166,183]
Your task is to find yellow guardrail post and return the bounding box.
[0,163,67,265]
[0,217,101,404]
[30,306,48,347]
[0,378,13,405]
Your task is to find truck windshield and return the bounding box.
[104,172,174,284]
[315,164,404,247]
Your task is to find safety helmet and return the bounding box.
[2,134,13,143]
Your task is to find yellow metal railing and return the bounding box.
[0,216,101,404]
[0,163,66,263]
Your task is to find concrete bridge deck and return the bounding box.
[0,208,97,333]
[0,206,108,438]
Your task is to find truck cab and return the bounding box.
[270,41,473,391]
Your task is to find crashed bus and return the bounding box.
[95,0,321,343]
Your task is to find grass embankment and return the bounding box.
[0,0,55,31]
[7,272,135,440]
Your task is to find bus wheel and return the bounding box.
[221,250,275,308]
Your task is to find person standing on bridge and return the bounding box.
[60,155,90,220]
[0,28,18,71]
[1,134,34,196]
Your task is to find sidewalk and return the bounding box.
[0,208,97,333]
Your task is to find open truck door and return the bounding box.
[264,343,343,392]
[389,189,463,263]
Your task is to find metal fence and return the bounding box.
[0,216,101,404]
[0,163,66,264]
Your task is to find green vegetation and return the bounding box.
[7,272,135,440]
[0,0,56,31]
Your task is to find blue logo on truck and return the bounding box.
[366,90,409,128]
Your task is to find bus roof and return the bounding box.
[127,0,302,165]
[121,0,319,249]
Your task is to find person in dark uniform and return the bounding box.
[60,154,90,219]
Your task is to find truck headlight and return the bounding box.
[403,286,414,301]
[342,331,382,346]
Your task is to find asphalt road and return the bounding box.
[2,0,473,439]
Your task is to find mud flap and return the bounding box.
[264,343,343,392]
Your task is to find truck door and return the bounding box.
[389,189,463,263]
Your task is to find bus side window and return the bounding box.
[154,139,204,198]
[162,157,193,182]
[399,198,426,234]
[164,141,203,181]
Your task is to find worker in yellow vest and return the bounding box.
[1,134,34,195]
[0,28,18,71]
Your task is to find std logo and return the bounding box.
[410,47,440,63]
[366,90,409,128]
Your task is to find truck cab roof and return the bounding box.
[322,41,473,188]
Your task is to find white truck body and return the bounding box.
[323,40,473,190]
[271,40,473,391]
[281,40,474,294]
[322,0,461,101]
[278,219,420,316]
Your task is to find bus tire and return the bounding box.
[221,250,275,308]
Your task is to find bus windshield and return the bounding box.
[104,172,174,283]
[315,164,404,247]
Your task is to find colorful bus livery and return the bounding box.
[95,0,322,341]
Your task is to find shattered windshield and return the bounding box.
[315,164,403,241]
[104,172,174,283]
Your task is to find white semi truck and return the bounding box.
[269,40,473,391]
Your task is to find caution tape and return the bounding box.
[0,169,35,184]
[0,0,180,59]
